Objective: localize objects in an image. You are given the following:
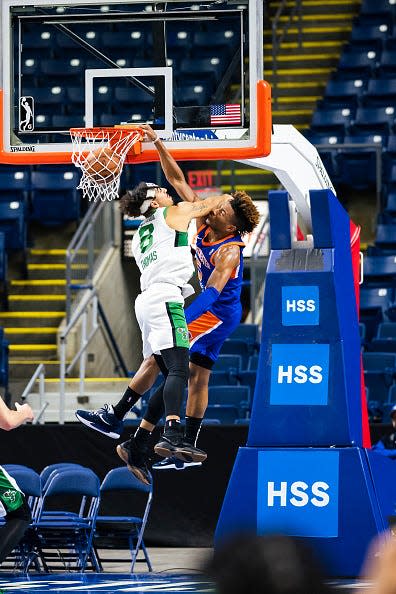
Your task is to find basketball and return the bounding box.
[83,147,122,184]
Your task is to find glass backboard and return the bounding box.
[0,0,271,164]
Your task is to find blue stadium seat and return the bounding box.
[114,86,155,107]
[362,78,396,107]
[363,352,396,405]
[209,385,251,417]
[31,171,80,225]
[177,58,223,88]
[192,31,237,59]
[338,50,379,78]
[237,370,256,405]
[323,79,366,109]
[349,106,394,136]
[360,0,395,21]
[0,201,26,251]
[349,24,391,52]
[212,354,242,373]
[176,84,211,106]
[378,50,396,78]
[0,326,9,392]
[248,354,259,371]
[360,286,393,340]
[384,192,396,217]
[375,224,396,249]
[52,114,85,128]
[370,322,396,352]
[363,255,396,286]
[310,107,354,134]
[304,130,345,146]
[208,371,238,386]
[99,110,152,126]
[205,405,240,424]
[0,170,30,205]
[219,339,250,369]
[23,30,55,54]
[39,59,84,85]
[229,323,260,349]
[336,134,382,189]
[101,31,147,57]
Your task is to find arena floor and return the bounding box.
[0,549,374,593]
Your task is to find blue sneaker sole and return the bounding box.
[75,412,121,439]
[152,461,202,471]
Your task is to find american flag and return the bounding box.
[210,104,241,126]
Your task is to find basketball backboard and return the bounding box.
[0,0,271,164]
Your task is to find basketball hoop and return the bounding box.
[70,126,144,202]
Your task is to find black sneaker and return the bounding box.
[154,433,207,463]
[116,438,151,485]
[75,404,123,439]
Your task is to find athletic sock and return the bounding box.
[113,386,141,420]
[133,426,152,452]
[164,419,182,438]
[184,416,203,446]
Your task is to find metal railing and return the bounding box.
[21,364,48,425]
[59,288,128,425]
[271,0,302,108]
[65,201,115,322]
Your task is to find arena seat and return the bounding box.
[95,466,152,572]
[0,201,27,251]
[362,78,396,107]
[349,106,394,136]
[349,24,391,52]
[378,50,396,78]
[212,354,242,373]
[360,286,393,340]
[30,171,80,225]
[114,86,155,108]
[370,322,396,352]
[208,371,238,386]
[310,107,354,134]
[219,339,250,369]
[0,170,30,205]
[247,354,259,371]
[360,0,396,20]
[204,404,240,424]
[323,79,366,109]
[363,352,396,406]
[229,323,260,349]
[338,50,379,79]
[363,255,396,286]
[208,385,250,416]
[34,468,101,572]
[176,84,211,106]
[177,58,223,89]
[384,192,396,217]
[0,326,9,392]
[375,224,396,249]
[336,134,382,189]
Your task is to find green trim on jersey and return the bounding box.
[163,207,169,219]
[165,302,189,349]
[174,230,189,247]
[0,468,24,513]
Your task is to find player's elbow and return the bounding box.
[0,419,14,431]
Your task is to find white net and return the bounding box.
[70,127,143,202]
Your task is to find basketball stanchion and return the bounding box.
[216,188,396,577]
[70,126,144,202]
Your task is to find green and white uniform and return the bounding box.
[132,207,194,358]
[0,466,24,517]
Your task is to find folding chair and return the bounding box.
[34,468,100,572]
[95,467,153,572]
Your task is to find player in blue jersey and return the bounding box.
[76,124,260,482]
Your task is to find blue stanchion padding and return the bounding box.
[247,189,361,447]
[215,447,394,577]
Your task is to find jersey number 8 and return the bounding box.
[139,224,154,254]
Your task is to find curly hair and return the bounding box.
[229,190,260,235]
[119,182,158,217]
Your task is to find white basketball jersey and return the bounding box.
[132,207,194,291]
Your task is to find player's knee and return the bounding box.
[167,349,189,381]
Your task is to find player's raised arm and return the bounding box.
[166,194,231,230]
[139,124,198,203]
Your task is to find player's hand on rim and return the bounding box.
[139,124,158,143]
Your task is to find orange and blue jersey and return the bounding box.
[188,225,245,368]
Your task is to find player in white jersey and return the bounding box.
[0,396,33,563]
[77,177,231,482]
